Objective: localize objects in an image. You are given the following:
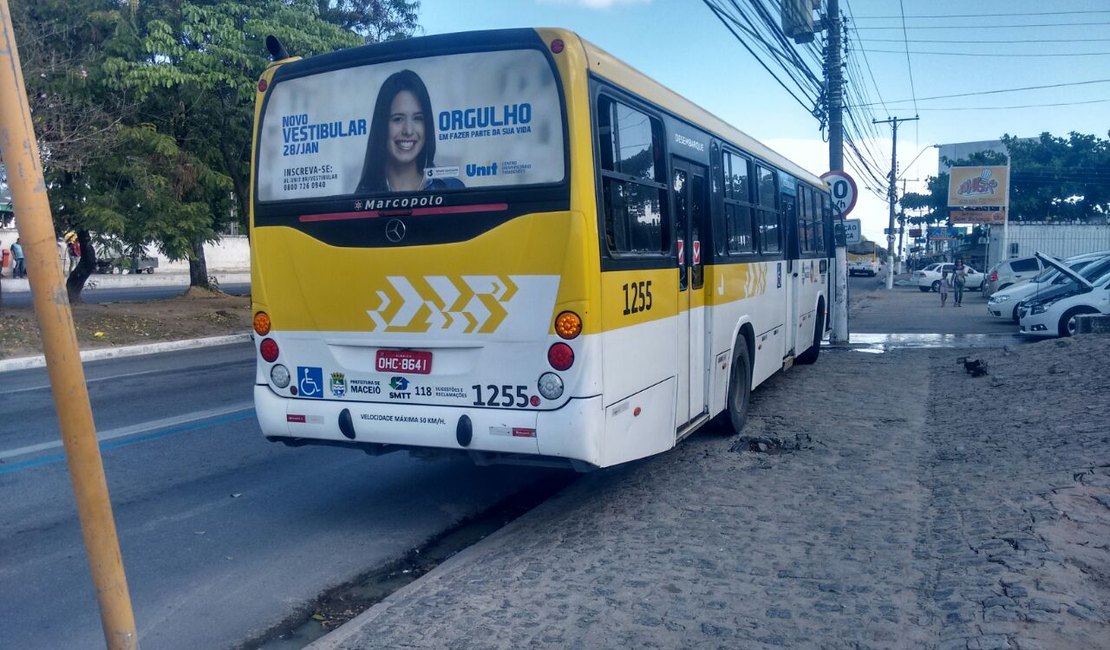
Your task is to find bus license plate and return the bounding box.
[375,350,432,374]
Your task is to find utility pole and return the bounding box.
[0,2,138,648]
[825,0,849,343]
[873,115,918,289]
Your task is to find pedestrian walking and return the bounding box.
[10,238,25,279]
[939,269,949,307]
[952,259,968,307]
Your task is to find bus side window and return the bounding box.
[755,164,780,254]
[722,151,755,255]
[597,95,667,256]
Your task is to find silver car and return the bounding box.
[987,251,1110,321]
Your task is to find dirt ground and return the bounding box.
[0,287,252,360]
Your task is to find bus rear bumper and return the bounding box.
[255,385,604,465]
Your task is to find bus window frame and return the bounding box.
[592,85,672,271]
[720,147,759,259]
[754,162,782,258]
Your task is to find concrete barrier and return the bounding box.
[1075,314,1110,334]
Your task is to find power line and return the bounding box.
[896,0,919,117]
[864,49,1110,57]
[853,78,1110,107]
[909,98,1110,111]
[853,10,1110,20]
[859,37,1110,44]
[852,21,1110,30]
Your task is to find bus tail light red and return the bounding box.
[260,338,279,362]
[548,343,574,370]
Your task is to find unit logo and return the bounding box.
[330,372,347,397]
[466,162,497,177]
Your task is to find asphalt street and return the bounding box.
[0,343,561,650]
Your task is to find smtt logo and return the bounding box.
[390,377,410,391]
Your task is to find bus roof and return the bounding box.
[567,30,825,188]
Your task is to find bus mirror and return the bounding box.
[266,35,290,61]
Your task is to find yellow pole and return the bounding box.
[0,2,139,648]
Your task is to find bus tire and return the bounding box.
[796,301,824,365]
[725,341,752,434]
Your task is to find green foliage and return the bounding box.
[10,0,421,292]
[902,132,1110,225]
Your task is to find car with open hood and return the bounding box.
[1018,253,1110,337]
[987,250,1110,322]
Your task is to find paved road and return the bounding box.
[0,344,560,649]
[0,282,250,307]
[313,337,1110,650]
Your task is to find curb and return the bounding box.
[0,333,253,373]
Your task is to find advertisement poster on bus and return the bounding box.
[256,49,565,202]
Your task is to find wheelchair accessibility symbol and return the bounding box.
[298,367,324,398]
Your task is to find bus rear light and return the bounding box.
[537,373,564,400]
[554,311,582,339]
[270,364,291,388]
[260,338,279,362]
[547,343,574,370]
[253,311,272,335]
[550,39,565,54]
[258,79,268,92]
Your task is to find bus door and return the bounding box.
[781,191,798,358]
[672,159,709,427]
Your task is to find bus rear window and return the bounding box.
[256,49,565,202]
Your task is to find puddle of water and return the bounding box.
[838,333,1021,351]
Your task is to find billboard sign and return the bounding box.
[949,208,1007,225]
[256,49,565,202]
[947,165,1009,208]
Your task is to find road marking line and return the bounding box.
[0,402,255,463]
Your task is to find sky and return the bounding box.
[417,0,1110,243]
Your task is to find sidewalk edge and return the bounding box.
[0,333,252,373]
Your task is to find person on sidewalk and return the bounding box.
[10,238,25,279]
[952,259,968,307]
[939,269,949,307]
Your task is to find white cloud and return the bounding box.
[538,0,651,9]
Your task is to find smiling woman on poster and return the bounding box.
[356,69,464,193]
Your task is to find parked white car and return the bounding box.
[914,262,985,293]
[1018,253,1110,337]
[987,251,1110,321]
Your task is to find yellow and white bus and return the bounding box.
[249,28,832,470]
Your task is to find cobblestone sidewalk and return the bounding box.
[312,343,1109,650]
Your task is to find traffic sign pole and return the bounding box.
[821,171,856,345]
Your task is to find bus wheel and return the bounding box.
[726,342,751,434]
[796,304,824,365]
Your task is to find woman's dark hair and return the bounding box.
[356,70,437,193]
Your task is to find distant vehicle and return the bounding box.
[983,256,1043,297]
[846,242,878,276]
[1018,254,1110,337]
[914,262,985,293]
[94,242,159,275]
[987,251,1110,321]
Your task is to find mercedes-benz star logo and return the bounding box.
[385,219,406,243]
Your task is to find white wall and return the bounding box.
[988,223,1110,263]
[1,228,250,274]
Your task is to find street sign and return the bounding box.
[821,170,858,217]
[842,218,861,244]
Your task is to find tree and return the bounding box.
[317,0,420,42]
[8,0,133,300]
[900,132,1110,227]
